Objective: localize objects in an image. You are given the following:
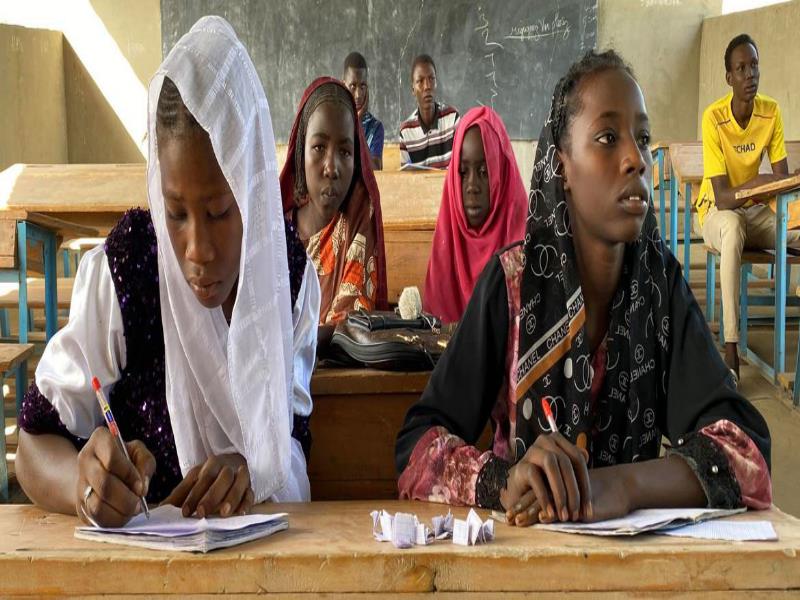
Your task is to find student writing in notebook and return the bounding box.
[16,17,320,527]
[396,50,772,525]
[424,106,528,324]
[696,34,798,382]
[280,77,388,338]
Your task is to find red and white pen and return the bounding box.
[91,376,150,518]
[541,398,558,434]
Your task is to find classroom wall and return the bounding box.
[698,0,800,140]
[0,25,68,171]
[64,0,161,163]
[597,0,722,143]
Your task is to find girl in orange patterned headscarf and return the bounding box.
[280,77,388,325]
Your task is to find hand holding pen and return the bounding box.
[74,377,155,527]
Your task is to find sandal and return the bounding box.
[729,368,739,389]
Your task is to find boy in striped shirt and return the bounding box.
[399,54,459,169]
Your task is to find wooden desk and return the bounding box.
[735,175,800,384]
[1,164,446,304]
[0,501,798,596]
[308,368,430,500]
[379,170,445,302]
[0,343,34,502]
[650,140,679,254]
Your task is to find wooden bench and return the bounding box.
[0,343,34,502]
[0,277,74,310]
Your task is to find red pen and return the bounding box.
[91,376,150,518]
[541,398,558,434]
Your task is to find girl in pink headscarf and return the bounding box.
[424,106,528,323]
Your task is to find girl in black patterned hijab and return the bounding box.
[396,50,772,524]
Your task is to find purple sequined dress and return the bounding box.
[19,209,310,503]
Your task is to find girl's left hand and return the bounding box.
[511,464,634,526]
[161,453,254,518]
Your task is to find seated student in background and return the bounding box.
[697,33,797,382]
[399,54,459,170]
[396,50,772,525]
[280,77,388,333]
[424,106,527,323]
[343,51,384,171]
[16,17,320,527]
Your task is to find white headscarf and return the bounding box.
[146,16,293,502]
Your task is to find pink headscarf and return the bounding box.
[423,106,527,323]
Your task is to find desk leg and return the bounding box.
[683,182,692,281]
[669,172,679,258]
[706,251,716,323]
[43,231,57,340]
[0,372,6,502]
[657,150,667,243]
[775,194,789,379]
[15,223,29,411]
[740,263,750,358]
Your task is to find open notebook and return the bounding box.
[535,507,746,536]
[75,505,288,552]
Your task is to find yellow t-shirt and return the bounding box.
[696,92,787,227]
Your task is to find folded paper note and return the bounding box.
[370,508,492,548]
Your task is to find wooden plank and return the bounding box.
[735,174,800,202]
[0,278,75,309]
[376,170,444,225]
[0,502,798,595]
[668,142,703,185]
[384,228,434,303]
[0,344,35,372]
[703,245,800,264]
[0,163,146,213]
[23,213,98,239]
[0,221,15,259]
[310,368,430,396]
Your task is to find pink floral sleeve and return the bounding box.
[700,419,772,509]
[398,426,494,507]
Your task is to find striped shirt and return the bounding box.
[399,102,459,169]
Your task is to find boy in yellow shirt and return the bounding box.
[698,33,797,381]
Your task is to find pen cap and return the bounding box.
[91,377,102,392]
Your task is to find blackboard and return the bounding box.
[161,0,597,142]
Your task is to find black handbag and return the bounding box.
[328,310,455,371]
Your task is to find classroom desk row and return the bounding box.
[0,500,798,596]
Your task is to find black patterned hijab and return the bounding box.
[513,73,671,468]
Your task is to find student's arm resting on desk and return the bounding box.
[395,256,509,508]
[508,255,772,526]
[16,246,153,524]
[660,254,771,508]
[710,166,789,209]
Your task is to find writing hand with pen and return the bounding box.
[500,399,631,527]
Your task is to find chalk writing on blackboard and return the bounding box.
[505,13,571,42]
[475,5,504,109]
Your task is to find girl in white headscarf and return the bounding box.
[16,16,320,526]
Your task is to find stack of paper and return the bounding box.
[535,507,745,536]
[75,505,288,553]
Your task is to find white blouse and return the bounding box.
[35,245,321,502]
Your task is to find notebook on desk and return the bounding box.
[75,505,288,553]
[535,507,745,537]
